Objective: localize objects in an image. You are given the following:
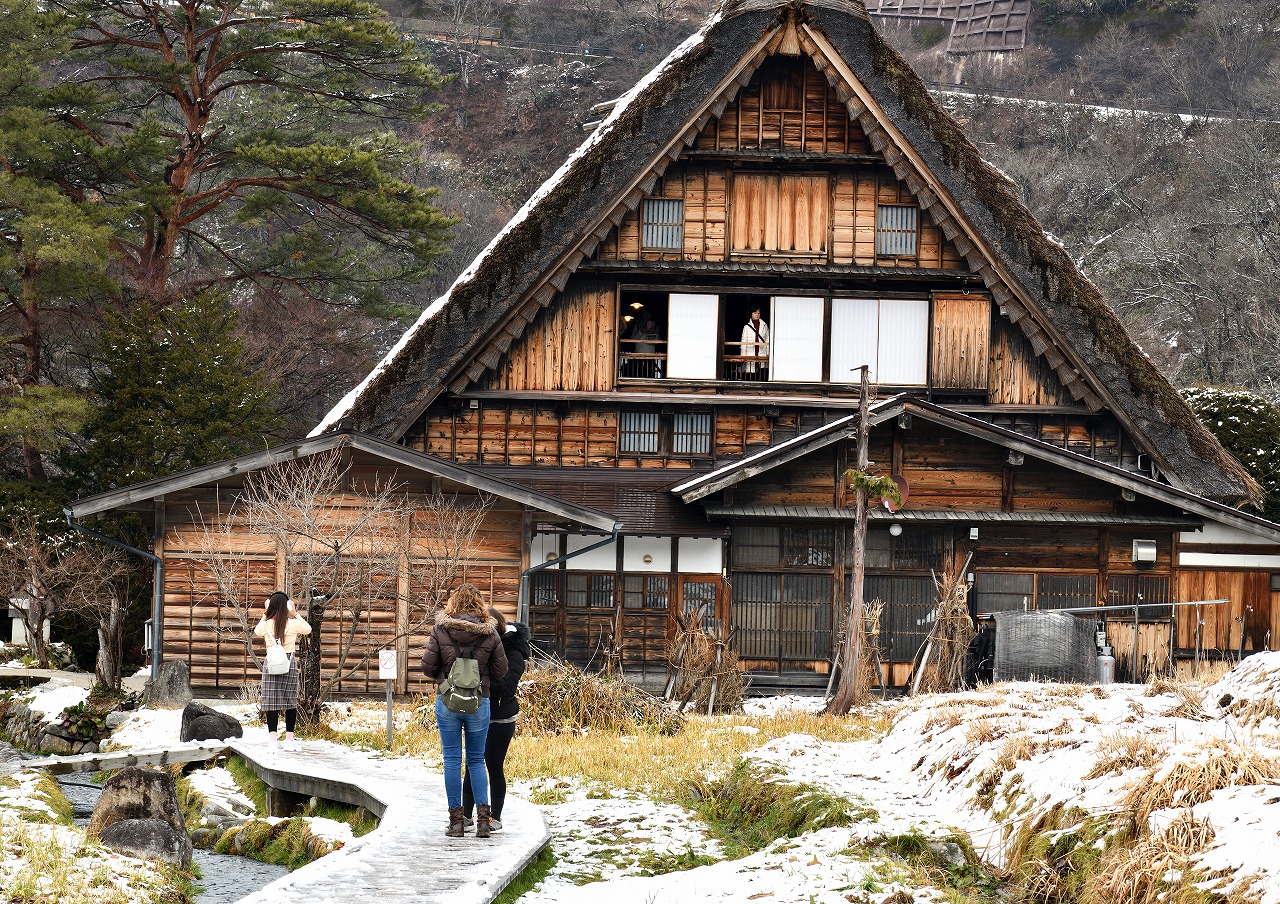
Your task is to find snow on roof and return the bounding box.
[311,11,726,436]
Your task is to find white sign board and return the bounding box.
[378,649,398,681]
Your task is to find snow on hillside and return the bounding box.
[523,654,1280,904]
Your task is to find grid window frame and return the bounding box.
[672,412,712,456]
[875,204,920,257]
[619,410,660,454]
[641,198,685,251]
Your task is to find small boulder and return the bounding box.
[39,733,74,755]
[99,818,193,867]
[180,701,243,742]
[88,766,187,840]
[144,660,193,709]
[926,840,968,869]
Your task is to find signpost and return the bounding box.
[378,650,397,749]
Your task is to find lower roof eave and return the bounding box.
[701,505,1206,530]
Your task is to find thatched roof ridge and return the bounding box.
[315,0,1258,503]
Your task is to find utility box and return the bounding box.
[1132,539,1157,564]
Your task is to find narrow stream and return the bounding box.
[57,775,288,903]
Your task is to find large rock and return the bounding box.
[143,660,193,709]
[99,818,193,867]
[180,701,243,742]
[88,767,187,840]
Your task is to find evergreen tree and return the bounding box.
[68,294,280,491]
[0,0,121,479]
[1185,386,1280,521]
[49,0,456,310]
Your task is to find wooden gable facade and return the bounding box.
[74,0,1280,695]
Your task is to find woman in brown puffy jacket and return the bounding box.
[421,583,508,839]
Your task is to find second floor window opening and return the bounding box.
[619,408,714,457]
[618,291,932,387]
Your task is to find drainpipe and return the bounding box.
[64,509,164,681]
[518,524,621,624]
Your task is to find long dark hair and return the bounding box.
[265,591,290,642]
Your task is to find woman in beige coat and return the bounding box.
[254,591,312,748]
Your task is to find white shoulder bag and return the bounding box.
[265,633,291,675]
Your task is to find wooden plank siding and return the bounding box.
[489,279,616,392]
[596,164,963,269]
[931,292,990,390]
[406,400,1145,475]
[159,495,523,695]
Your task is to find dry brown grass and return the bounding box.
[1125,739,1280,826]
[965,717,1006,745]
[518,659,683,735]
[1081,812,1216,904]
[504,707,888,801]
[1164,685,1210,721]
[1085,734,1160,779]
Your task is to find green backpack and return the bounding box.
[439,637,483,714]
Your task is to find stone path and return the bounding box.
[229,737,551,904]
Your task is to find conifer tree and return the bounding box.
[0,0,120,479]
[1185,387,1280,521]
[68,294,279,491]
[50,0,456,309]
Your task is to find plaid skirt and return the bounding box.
[260,654,299,711]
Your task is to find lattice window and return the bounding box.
[1037,574,1097,611]
[641,199,684,251]
[972,572,1033,615]
[619,411,660,454]
[566,572,615,608]
[875,204,919,257]
[733,525,781,566]
[1108,574,1172,622]
[623,574,670,610]
[672,413,712,455]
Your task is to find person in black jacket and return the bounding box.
[462,607,529,833]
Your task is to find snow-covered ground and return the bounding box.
[8,655,1280,903]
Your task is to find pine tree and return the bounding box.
[49,0,456,309]
[68,294,280,491]
[0,0,120,479]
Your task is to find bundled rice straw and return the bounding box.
[910,556,976,695]
[519,657,683,736]
[665,612,746,714]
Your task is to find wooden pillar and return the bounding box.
[395,509,411,694]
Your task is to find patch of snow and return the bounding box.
[22,681,89,724]
[741,694,830,716]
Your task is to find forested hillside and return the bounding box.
[1,0,1278,496]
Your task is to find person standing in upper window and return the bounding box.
[740,308,769,379]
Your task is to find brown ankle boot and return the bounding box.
[446,806,465,837]
[475,804,492,839]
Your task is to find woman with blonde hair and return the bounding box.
[253,591,312,749]
[421,583,507,838]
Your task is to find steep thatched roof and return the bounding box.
[315,0,1258,504]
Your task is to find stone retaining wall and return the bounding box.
[0,699,104,755]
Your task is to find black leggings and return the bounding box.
[265,709,296,733]
[462,719,516,819]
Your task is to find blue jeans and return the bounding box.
[435,696,490,809]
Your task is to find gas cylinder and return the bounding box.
[1097,646,1115,685]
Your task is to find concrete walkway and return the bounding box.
[229,736,550,904]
